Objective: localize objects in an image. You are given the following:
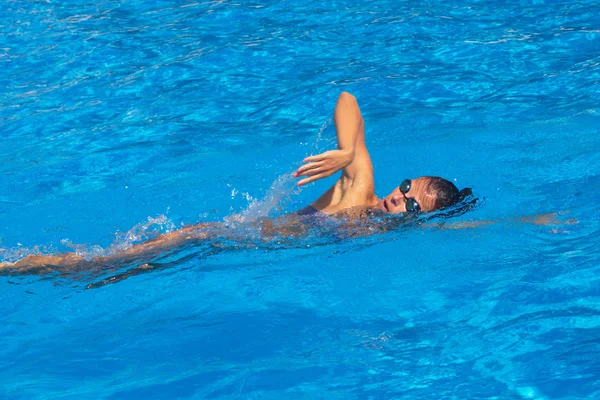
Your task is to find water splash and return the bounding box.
[0,243,56,263]
[60,239,106,261]
[225,173,300,224]
[57,214,177,261]
[309,117,336,155]
[0,121,332,265]
[226,118,335,225]
[109,214,176,254]
[1,120,357,268]
[0,214,177,264]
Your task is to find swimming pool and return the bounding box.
[1,0,600,398]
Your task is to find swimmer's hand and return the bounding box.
[294,149,354,186]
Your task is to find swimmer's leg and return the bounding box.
[0,253,84,275]
[85,263,159,289]
[0,222,217,276]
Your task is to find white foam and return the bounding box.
[225,173,300,223]
[59,214,177,261]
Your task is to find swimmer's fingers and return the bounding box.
[292,151,330,177]
[294,161,324,177]
[295,150,353,181]
[297,172,330,186]
[303,153,328,163]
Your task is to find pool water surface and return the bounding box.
[1,0,600,398]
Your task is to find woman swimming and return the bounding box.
[0,92,560,276]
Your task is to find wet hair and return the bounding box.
[426,176,475,214]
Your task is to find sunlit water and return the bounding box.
[1,0,600,398]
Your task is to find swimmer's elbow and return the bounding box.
[338,91,357,104]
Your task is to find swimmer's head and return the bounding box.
[378,176,473,214]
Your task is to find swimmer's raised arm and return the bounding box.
[294,92,369,185]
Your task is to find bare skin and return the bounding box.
[293,92,439,215]
[0,92,574,276]
[0,224,211,273]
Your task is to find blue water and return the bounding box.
[2,0,600,398]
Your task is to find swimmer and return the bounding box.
[0,92,569,276]
[292,91,472,217]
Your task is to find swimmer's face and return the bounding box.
[378,177,438,214]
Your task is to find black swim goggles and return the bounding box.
[399,179,421,213]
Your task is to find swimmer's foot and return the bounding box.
[0,253,84,274]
